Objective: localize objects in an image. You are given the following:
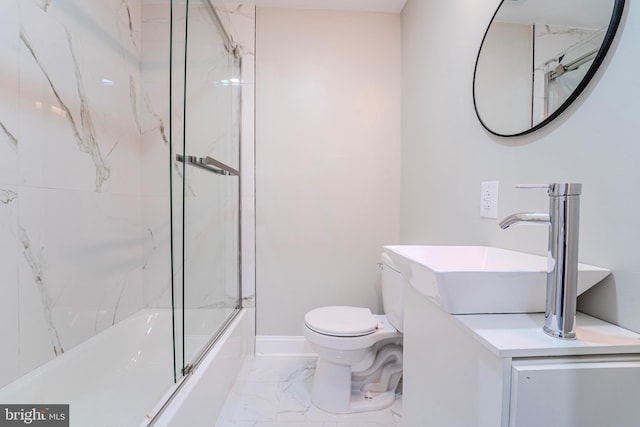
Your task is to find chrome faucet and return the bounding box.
[499,183,582,340]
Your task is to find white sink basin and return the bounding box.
[383,245,610,314]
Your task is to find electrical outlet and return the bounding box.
[480,181,499,219]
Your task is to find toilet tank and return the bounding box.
[380,252,405,333]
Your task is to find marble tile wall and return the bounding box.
[216,3,257,314]
[532,24,601,124]
[141,2,174,309]
[0,0,255,389]
[177,1,256,363]
[140,2,255,315]
[0,0,146,387]
[0,0,21,392]
[182,3,241,313]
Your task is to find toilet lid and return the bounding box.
[304,306,378,337]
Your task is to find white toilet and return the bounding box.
[303,253,404,414]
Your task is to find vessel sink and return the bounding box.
[383,245,610,314]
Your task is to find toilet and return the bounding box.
[303,253,404,414]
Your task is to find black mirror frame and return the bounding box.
[473,0,626,137]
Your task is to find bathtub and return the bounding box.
[0,308,249,427]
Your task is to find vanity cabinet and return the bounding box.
[509,357,640,426]
[403,284,640,427]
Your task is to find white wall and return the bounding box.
[255,8,401,336]
[475,22,532,134]
[401,0,640,332]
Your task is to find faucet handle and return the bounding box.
[515,183,581,196]
[515,184,551,190]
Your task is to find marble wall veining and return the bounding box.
[181,2,241,314]
[532,24,602,124]
[0,0,256,389]
[141,2,174,310]
[0,0,21,391]
[0,0,146,386]
[216,3,257,315]
[140,2,256,317]
[139,0,256,369]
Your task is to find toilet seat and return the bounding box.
[304,306,378,337]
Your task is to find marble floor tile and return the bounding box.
[216,355,403,427]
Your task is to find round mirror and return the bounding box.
[473,0,625,137]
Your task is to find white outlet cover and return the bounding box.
[480,181,499,219]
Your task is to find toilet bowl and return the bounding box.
[303,253,404,414]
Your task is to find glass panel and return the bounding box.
[170,0,188,381]
[182,170,240,364]
[180,0,241,373]
[543,32,602,117]
[183,1,240,171]
[0,1,178,424]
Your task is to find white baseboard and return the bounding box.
[255,335,317,356]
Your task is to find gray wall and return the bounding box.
[256,8,401,336]
[401,0,640,331]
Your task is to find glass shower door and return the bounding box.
[179,0,241,374]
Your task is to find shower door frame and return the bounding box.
[177,0,243,378]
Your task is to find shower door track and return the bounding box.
[147,308,242,426]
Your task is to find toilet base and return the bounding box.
[345,389,398,414]
[311,350,402,414]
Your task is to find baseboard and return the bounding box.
[255,335,317,356]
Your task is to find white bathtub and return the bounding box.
[0,308,249,427]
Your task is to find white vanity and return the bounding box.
[383,245,640,427]
[403,283,640,427]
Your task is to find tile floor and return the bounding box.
[215,355,403,427]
